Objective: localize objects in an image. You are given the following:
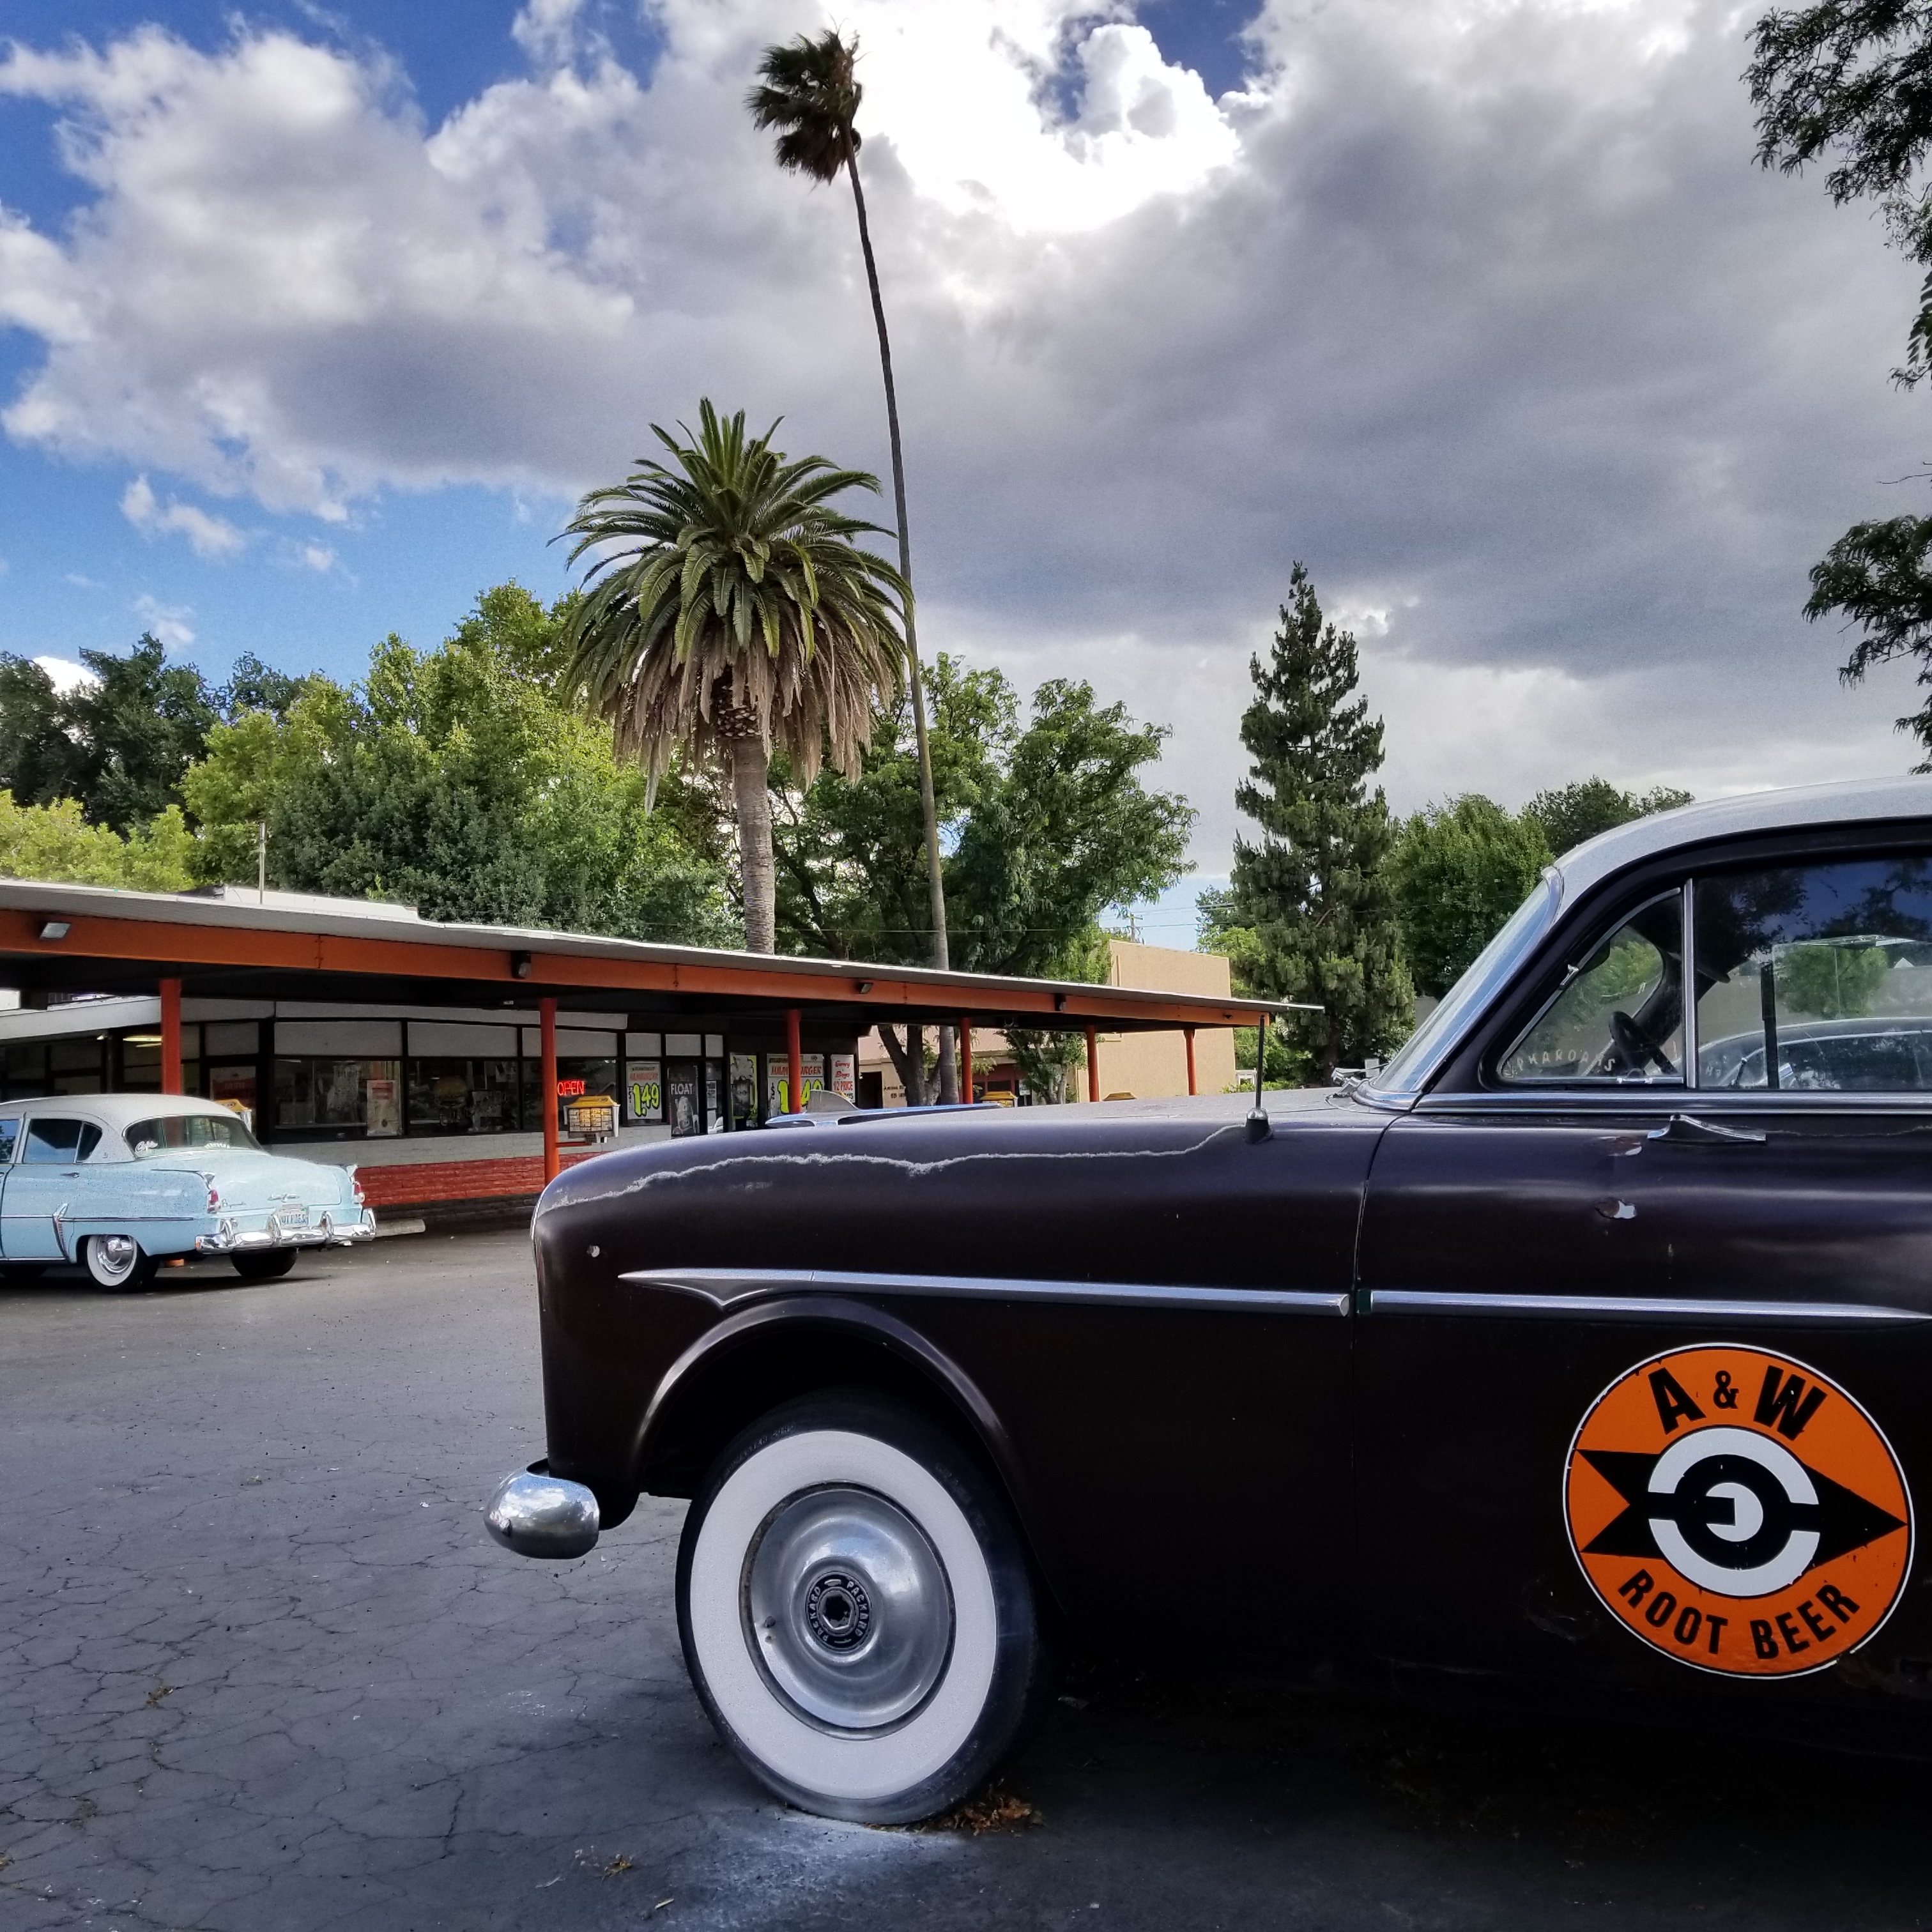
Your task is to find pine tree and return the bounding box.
[1229,564,1411,1081]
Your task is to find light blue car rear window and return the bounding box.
[23,1119,100,1163]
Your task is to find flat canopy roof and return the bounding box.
[0,878,1296,1035]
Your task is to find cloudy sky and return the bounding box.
[1,0,1928,925]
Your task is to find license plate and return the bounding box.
[277,1206,309,1230]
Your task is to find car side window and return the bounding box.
[1498,889,1686,1084]
[1695,855,1932,1091]
[0,1120,17,1164]
[22,1118,96,1163]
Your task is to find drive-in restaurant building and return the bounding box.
[0,879,1281,1225]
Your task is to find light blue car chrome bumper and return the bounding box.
[486,1462,601,1559]
[194,1207,378,1253]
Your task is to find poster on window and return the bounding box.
[831,1053,856,1102]
[730,1053,757,1126]
[365,1074,400,1137]
[666,1061,702,1137]
[765,1052,826,1116]
[627,1059,662,1122]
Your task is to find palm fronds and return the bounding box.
[560,401,907,788]
[746,31,861,183]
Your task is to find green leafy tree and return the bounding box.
[1779,938,1891,1016]
[772,656,1190,1099]
[0,657,82,807]
[748,28,952,986]
[1522,777,1694,859]
[1749,5,1932,755]
[1389,796,1553,999]
[1223,564,1411,1082]
[182,590,735,944]
[0,634,220,831]
[1005,1027,1088,1105]
[560,401,906,953]
[0,791,195,890]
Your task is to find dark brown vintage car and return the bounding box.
[488,776,1932,1821]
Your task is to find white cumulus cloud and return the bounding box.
[120,475,247,558]
[0,0,1926,866]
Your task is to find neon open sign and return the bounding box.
[555,1078,587,1097]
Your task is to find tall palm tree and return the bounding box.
[560,401,906,953]
[749,29,961,1095]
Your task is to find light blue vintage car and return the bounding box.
[0,1094,376,1290]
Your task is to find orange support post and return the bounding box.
[960,1016,973,1102]
[786,1007,804,1115]
[1184,1025,1197,1096]
[1085,1027,1100,1103]
[540,996,560,1183]
[160,976,182,1095]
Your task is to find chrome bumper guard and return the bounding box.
[194,1208,378,1254]
[486,1462,601,1560]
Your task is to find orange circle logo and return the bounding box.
[1564,1345,1912,1678]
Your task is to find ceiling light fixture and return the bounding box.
[38,920,70,941]
[510,951,533,979]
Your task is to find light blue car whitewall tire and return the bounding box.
[82,1233,157,1292]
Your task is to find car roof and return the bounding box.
[0,1094,243,1129]
[1555,774,1932,903]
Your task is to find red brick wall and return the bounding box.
[355,1147,604,1209]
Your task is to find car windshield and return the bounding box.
[126,1112,262,1158]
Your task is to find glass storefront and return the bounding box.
[0,1010,853,1143]
[277,1057,404,1138]
[405,1057,522,1134]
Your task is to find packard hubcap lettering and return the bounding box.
[805,1571,871,1652]
[1565,1346,1912,1678]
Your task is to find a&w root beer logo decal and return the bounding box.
[1564,1345,1911,1678]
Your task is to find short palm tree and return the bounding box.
[748,33,949,969]
[560,401,907,953]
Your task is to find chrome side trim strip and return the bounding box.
[1368,1289,1929,1324]
[623,1266,1351,1317]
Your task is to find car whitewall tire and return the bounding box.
[676,1393,1048,1825]
[82,1234,156,1292]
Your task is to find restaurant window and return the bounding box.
[1695,856,1932,1091]
[407,1059,523,1134]
[276,1058,404,1138]
[555,1056,618,1135]
[208,1065,258,1131]
[4,1041,47,1101]
[118,1034,162,1092]
[49,1036,106,1096]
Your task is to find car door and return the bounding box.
[1357,839,1932,1706]
[3,1116,104,1261]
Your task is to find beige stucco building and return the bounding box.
[858,939,1239,1106]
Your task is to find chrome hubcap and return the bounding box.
[742,1485,953,1734]
[94,1236,137,1279]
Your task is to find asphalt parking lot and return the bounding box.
[4,1228,1932,1931]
